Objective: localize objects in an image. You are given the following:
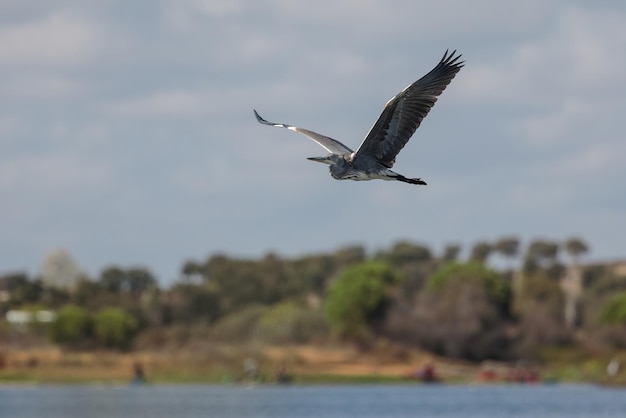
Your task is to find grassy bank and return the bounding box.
[1,344,624,386]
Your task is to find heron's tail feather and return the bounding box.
[396,175,427,185]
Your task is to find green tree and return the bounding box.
[564,237,589,265]
[599,292,626,325]
[165,282,220,324]
[98,266,156,295]
[93,308,138,349]
[0,273,42,308]
[202,254,266,314]
[286,254,335,295]
[517,273,564,318]
[523,240,560,275]
[334,245,366,267]
[324,261,398,339]
[41,285,71,308]
[99,267,126,293]
[181,260,203,280]
[126,268,157,294]
[405,262,512,360]
[48,305,92,345]
[469,241,492,265]
[494,237,520,268]
[441,244,461,263]
[379,241,432,267]
[516,273,569,355]
[73,278,104,306]
[427,262,510,312]
[257,253,290,304]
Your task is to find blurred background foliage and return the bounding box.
[1,237,626,363]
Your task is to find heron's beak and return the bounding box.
[307,156,330,164]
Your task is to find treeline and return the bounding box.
[1,237,626,362]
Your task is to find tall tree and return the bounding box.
[0,272,42,307]
[181,260,204,282]
[379,241,432,267]
[100,267,126,293]
[523,240,560,275]
[98,267,156,295]
[334,245,366,266]
[442,244,461,263]
[470,241,492,265]
[564,237,589,265]
[494,237,520,268]
[126,268,157,295]
[561,238,588,330]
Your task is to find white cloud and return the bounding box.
[105,90,209,117]
[301,51,369,78]
[0,72,83,99]
[548,143,625,179]
[505,138,626,216]
[0,12,99,68]
[0,153,115,193]
[237,34,291,64]
[520,99,592,146]
[161,0,247,31]
[170,142,324,199]
[456,7,626,105]
[191,0,245,17]
[0,115,23,137]
[508,183,574,214]
[265,0,553,38]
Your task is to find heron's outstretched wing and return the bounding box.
[254,110,353,154]
[353,50,464,168]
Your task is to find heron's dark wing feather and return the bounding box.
[353,50,463,168]
[254,110,353,154]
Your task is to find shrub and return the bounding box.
[93,308,138,349]
[210,305,268,342]
[256,300,328,343]
[599,292,626,325]
[49,305,92,345]
[324,261,398,339]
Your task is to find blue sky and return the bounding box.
[1,1,625,283]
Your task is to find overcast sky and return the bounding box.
[1,1,625,283]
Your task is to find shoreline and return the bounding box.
[1,345,623,386]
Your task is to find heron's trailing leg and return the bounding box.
[395,175,427,185]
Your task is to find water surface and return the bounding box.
[1,384,624,418]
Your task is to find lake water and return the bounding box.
[1,384,625,418]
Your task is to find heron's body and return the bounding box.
[311,153,423,184]
[254,50,464,185]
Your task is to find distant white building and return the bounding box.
[5,309,57,330]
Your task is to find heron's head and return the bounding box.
[307,155,337,165]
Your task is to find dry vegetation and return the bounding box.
[0,343,501,384]
[2,339,625,386]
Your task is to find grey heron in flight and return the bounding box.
[254,50,463,185]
